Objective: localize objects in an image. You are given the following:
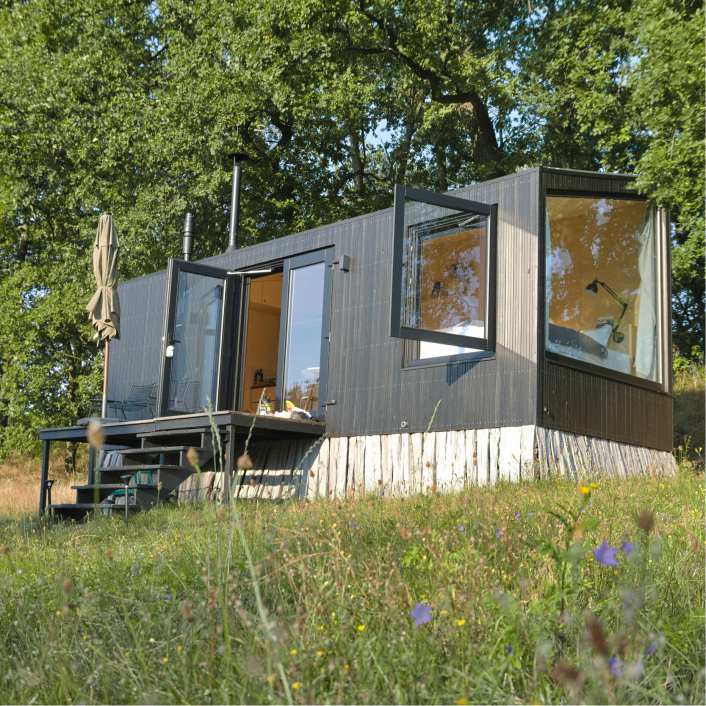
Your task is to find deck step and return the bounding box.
[117,446,194,456]
[49,503,140,521]
[72,483,158,491]
[96,464,189,472]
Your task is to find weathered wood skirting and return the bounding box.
[177,426,676,502]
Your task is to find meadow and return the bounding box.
[0,468,703,704]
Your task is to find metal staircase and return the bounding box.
[49,433,215,521]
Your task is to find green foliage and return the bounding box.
[0,474,703,703]
[0,0,703,456]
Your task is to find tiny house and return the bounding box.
[39,167,676,517]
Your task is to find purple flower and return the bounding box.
[608,655,622,678]
[505,644,513,655]
[514,511,521,520]
[495,528,503,540]
[410,602,432,626]
[644,641,658,657]
[458,524,465,533]
[621,541,635,557]
[593,541,619,566]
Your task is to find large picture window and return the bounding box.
[545,194,661,383]
[391,185,496,358]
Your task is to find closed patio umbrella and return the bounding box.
[86,213,120,418]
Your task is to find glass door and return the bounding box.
[158,259,242,416]
[276,249,333,419]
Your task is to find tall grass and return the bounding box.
[0,469,702,704]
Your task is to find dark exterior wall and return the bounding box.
[538,168,673,451]
[108,169,540,435]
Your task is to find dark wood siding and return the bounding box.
[108,169,541,436]
[542,361,672,451]
[538,168,673,452]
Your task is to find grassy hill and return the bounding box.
[0,470,702,704]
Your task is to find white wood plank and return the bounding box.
[409,433,423,494]
[476,428,489,486]
[488,427,500,486]
[364,435,382,494]
[421,432,436,493]
[464,429,476,486]
[519,425,535,481]
[498,426,522,483]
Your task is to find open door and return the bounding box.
[158,259,243,416]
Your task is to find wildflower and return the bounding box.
[608,655,622,678]
[579,485,591,496]
[455,618,466,627]
[495,528,503,540]
[505,644,513,655]
[176,644,183,654]
[86,420,105,449]
[316,649,325,658]
[185,447,200,468]
[343,663,350,673]
[586,614,609,655]
[589,482,599,489]
[292,682,302,690]
[399,526,412,540]
[456,698,469,705]
[410,602,432,626]
[161,656,168,664]
[457,524,465,532]
[514,511,521,520]
[593,541,619,567]
[636,509,655,534]
[621,541,635,557]
[356,624,366,632]
[237,453,254,471]
[551,661,584,691]
[289,648,298,656]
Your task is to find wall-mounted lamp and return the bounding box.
[585,278,628,343]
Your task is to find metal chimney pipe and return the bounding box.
[182,212,194,261]
[227,155,243,251]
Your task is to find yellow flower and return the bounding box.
[579,486,591,496]
[161,656,168,664]
[289,648,298,656]
[356,624,366,632]
[456,698,469,705]
[343,663,350,673]
[589,482,599,489]
[176,644,183,654]
[455,618,466,627]
[292,682,302,690]
[316,650,325,658]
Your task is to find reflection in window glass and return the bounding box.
[168,271,224,412]
[401,209,489,359]
[283,262,326,414]
[545,196,660,382]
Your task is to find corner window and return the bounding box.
[545,194,661,383]
[391,185,497,357]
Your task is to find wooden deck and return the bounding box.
[37,411,325,517]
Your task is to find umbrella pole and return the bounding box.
[101,339,109,419]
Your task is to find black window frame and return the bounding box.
[542,190,667,393]
[390,184,498,353]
